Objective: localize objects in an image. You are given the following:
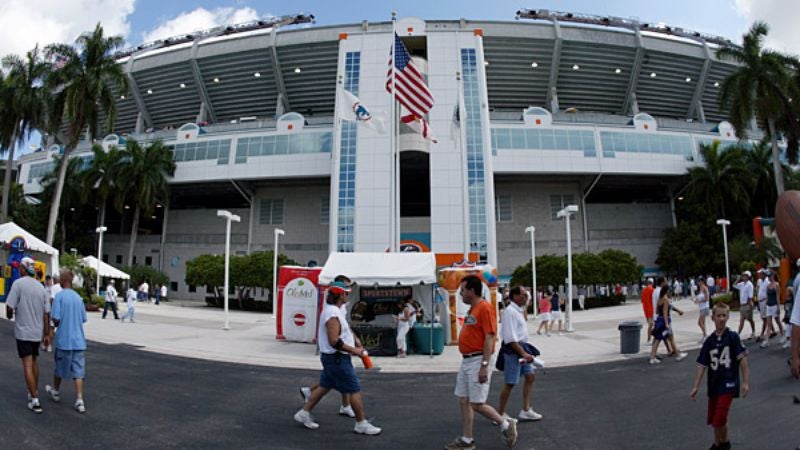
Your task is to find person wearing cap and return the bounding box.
[5,256,51,414]
[299,275,359,418]
[293,280,381,435]
[733,271,756,340]
[755,269,772,344]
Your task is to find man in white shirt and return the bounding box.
[707,275,715,295]
[734,271,756,339]
[102,280,119,320]
[293,281,381,435]
[790,259,800,378]
[497,286,542,423]
[755,269,772,341]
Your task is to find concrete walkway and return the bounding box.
[77,297,732,373]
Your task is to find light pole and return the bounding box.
[525,226,537,317]
[95,226,107,293]
[272,228,285,318]
[716,219,731,293]
[557,204,579,332]
[217,210,241,330]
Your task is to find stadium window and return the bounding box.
[259,199,284,225]
[321,197,330,224]
[116,255,122,264]
[495,195,513,222]
[188,285,197,293]
[206,285,214,294]
[133,256,137,265]
[102,254,109,263]
[145,256,152,266]
[170,282,178,292]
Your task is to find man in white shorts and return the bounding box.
[445,275,517,450]
[549,291,564,334]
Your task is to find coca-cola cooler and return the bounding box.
[276,266,322,342]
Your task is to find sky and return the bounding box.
[1,0,799,154]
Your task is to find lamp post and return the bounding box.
[525,226,537,317]
[95,226,107,293]
[272,228,285,318]
[716,219,731,293]
[217,210,241,330]
[557,205,579,332]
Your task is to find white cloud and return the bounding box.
[734,0,800,55]
[141,7,260,43]
[0,0,134,58]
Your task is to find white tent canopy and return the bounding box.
[319,252,437,286]
[81,256,130,280]
[0,221,59,275]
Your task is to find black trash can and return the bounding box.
[618,321,643,354]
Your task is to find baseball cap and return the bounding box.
[328,281,352,295]
[20,257,36,275]
[743,270,752,277]
[757,268,765,274]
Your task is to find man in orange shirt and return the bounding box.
[641,279,655,343]
[445,275,518,450]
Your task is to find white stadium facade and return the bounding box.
[17,11,762,300]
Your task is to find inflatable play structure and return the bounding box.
[0,222,59,302]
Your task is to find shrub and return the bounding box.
[204,296,273,313]
[711,293,739,311]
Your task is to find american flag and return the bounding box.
[386,33,434,119]
[51,53,68,69]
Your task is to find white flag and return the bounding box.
[400,106,437,143]
[337,89,386,134]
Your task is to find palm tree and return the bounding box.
[40,155,85,252]
[116,139,175,267]
[0,46,49,223]
[717,21,800,196]
[687,141,752,218]
[44,23,127,245]
[744,142,777,216]
[81,143,123,230]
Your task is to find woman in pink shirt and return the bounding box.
[537,291,553,336]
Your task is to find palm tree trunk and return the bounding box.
[46,146,73,245]
[768,118,786,196]
[1,135,17,223]
[60,218,66,254]
[127,205,140,267]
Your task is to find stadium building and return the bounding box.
[17,11,759,299]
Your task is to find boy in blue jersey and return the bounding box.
[690,303,749,450]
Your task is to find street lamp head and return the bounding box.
[556,204,579,218]
[525,226,535,233]
[565,204,579,213]
[716,219,731,226]
[217,210,232,219]
[95,226,108,233]
[275,228,285,236]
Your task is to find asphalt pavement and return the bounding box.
[0,320,798,450]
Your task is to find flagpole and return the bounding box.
[457,71,470,262]
[330,74,344,254]
[390,11,398,253]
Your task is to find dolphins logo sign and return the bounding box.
[352,101,373,123]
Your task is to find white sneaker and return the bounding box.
[518,408,543,421]
[649,358,661,365]
[74,399,86,414]
[532,358,545,369]
[354,420,382,435]
[492,413,511,426]
[675,352,688,362]
[294,409,319,430]
[45,385,60,403]
[299,386,311,403]
[783,340,791,349]
[339,405,356,418]
[760,340,769,349]
[27,397,42,414]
